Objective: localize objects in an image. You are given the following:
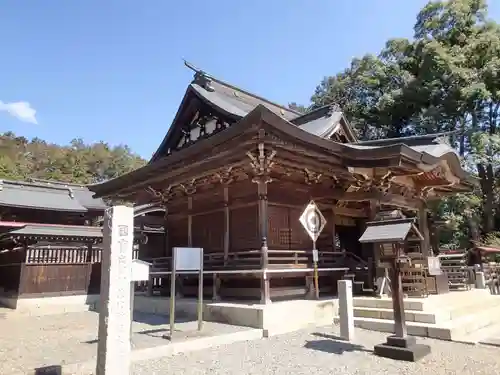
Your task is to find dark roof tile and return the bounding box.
[0,179,107,212]
[2,223,103,238]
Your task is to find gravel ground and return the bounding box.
[3,309,500,374]
[0,310,248,374]
[132,325,500,375]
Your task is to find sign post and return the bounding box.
[169,247,204,340]
[359,215,431,362]
[130,259,151,344]
[299,201,326,300]
[96,206,134,375]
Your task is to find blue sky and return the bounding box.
[1,1,499,159]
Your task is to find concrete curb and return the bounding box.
[479,338,500,348]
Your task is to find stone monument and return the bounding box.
[96,206,134,375]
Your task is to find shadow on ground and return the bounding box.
[81,311,193,344]
[304,332,372,355]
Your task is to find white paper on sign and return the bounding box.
[174,247,203,271]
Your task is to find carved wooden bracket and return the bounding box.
[180,178,197,195]
[354,171,394,195]
[431,166,446,179]
[304,168,322,185]
[246,142,276,177]
[145,185,175,204]
[213,167,236,185]
[335,200,348,208]
[414,186,434,200]
[252,175,273,185]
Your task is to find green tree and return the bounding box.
[306,0,500,249]
[0,132,146,184]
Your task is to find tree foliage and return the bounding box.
[306,0,500,250]
[0,131,146,184]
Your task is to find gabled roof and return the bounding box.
[359,218,423,244]
[150,62,358,162]
[0,179,107,213]
[291,104,358,142]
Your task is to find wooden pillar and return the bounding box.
[331,208,337,252]
[257,176,271,304]
[187,196,193,247]
[418,203,430,258]
[390,258,407,338]
[223,186,230,264]
[212,273,221,301]
[368,200,382,278]
[247,140,276,305]
[163,209,169,255]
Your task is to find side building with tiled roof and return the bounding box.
[0,178,167,310]
[0,178,109,309]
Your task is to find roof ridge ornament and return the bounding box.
[325,103,341,118]
[433,134,452,146]
[192,70,215,92]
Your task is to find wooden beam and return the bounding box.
[314,202,366,218]
[268,201,366,218]
[114,146,253,198]
[274,154,353,181]
[317,189,422,211]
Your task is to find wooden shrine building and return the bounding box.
[0,178,107,306]
[0,178,167,308]
[90,63,474,303]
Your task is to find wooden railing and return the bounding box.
[142,249,369,294]
[24,246,140,265]
[438,252,472,290]
[145,249,367,272]
[25,246,102,264]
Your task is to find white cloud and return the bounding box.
[0,100,38,124]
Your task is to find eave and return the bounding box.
[90,105,473,200]
[0,222,103,244]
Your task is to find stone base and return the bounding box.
[133,296,339,336]
[374,335,431,362]
[0,294,99,316]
